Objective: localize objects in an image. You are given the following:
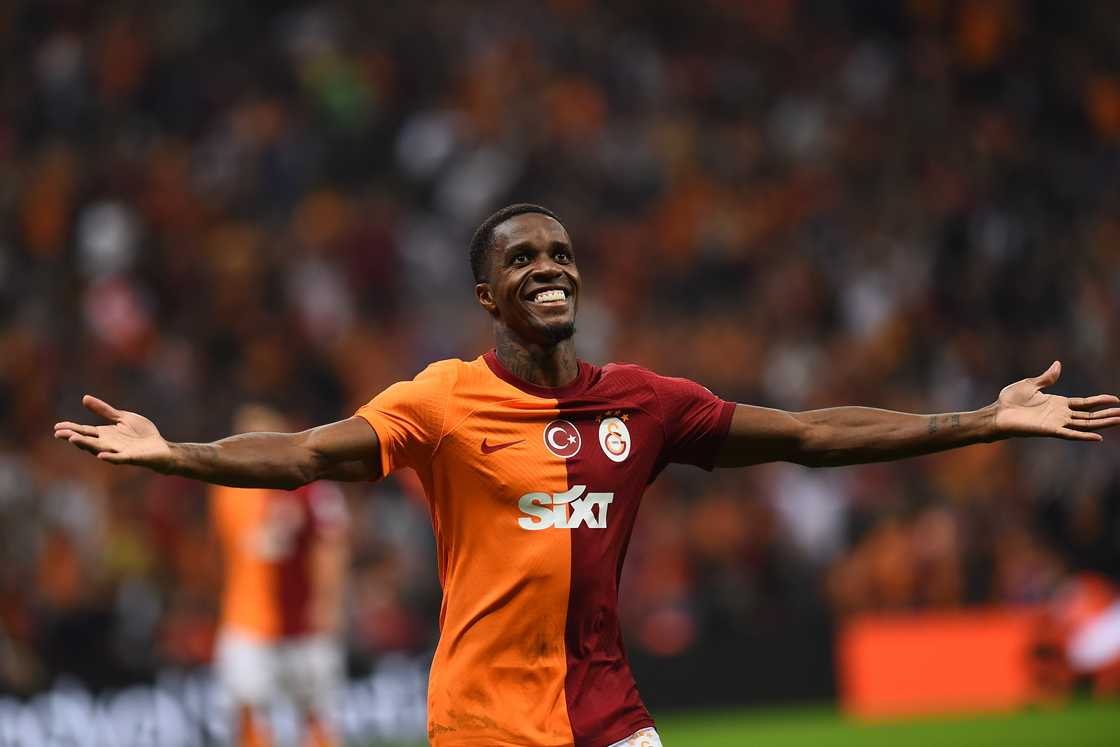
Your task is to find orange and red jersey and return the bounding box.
[356,351,733,746]
[212,482,347,640]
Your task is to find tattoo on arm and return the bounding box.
[929,413,962,436]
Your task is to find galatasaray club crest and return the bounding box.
[597,411,631,463]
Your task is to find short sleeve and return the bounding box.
[354,361,457,476]
[649,374,736,470]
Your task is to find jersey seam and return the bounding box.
[429,360,460,459]
[439,397,538,447]
[622,365,671,445]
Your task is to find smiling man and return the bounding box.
[55,203,1120,747]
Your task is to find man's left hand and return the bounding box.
[995,361,1120,441]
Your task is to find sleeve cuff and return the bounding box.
[702,399,738,471]
[354,410,394,480]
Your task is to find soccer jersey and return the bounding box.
[355,351,734,747]
[212,482,348,640]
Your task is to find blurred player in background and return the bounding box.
[211,404,349,747]
[55,205,1120,746]
[1033,572,1120,699]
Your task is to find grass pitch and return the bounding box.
[381,698,1119,746]
[654,699,1119,747]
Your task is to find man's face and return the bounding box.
[476,213,581,345]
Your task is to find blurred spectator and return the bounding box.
[211,405,347,747]
[0,0,1116,694]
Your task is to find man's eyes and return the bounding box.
[509,250,572,265]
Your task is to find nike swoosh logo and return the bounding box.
[481,438,525,455]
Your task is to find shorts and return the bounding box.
[608,727,663,747]
[1069,600,1120,671]
[215,627,342,714]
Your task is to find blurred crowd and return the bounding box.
[1,0,1118,695]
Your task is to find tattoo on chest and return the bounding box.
[495,336,579,387]
[497,339,539,382]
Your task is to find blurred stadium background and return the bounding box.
[1,0,1119,744]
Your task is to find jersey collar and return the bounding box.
[483,349,594,399]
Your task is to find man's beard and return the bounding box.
[542,320,575,344]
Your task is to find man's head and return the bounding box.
[471,204,580,346]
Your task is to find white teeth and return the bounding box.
[533,289,566,303]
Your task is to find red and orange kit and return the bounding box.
[212,482,347,640]
[357,351,734,747]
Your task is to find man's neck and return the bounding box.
[494,330,579,388]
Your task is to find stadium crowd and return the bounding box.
[1,0,1118,696]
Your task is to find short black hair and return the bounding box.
[469,203,564,283]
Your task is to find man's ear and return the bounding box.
[475,282,498,316]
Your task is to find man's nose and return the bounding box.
[529,258,564,278]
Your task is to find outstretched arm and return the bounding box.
[54,395,382,489]
[716,361,1120,469]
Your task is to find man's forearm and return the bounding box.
[795,404,1000,467]
[718,365,1113,469]
[167,431,317,489]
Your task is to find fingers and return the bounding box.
[1070,406,1120,420]
[53,422,100,437]
[65,433,111,455]
[55,427,130,461]
[82,395,123,423]
[1055,427,1103,442]
[1067,404,1120,433]
[1032,360,1061,388]
[1069,395,1120,410]
[1068,417,1120,431]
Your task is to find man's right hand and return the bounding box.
[54,395,174,471]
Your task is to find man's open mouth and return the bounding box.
[527,288,569,306]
